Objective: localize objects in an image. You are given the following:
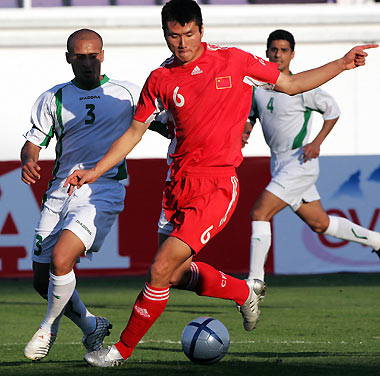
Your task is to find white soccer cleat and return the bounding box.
[84,345,127,367]
[237,279,266,331]
[24,328,56,361]
[82,316,112,352]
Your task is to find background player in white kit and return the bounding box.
[243,29,380,313]
[21,29,141,361]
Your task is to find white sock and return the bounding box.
[39,285,96,334]
[64,290,96,335]
[324,215,380,250]
[247,221,271,282]
[40,270,76,334]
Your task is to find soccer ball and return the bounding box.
[181,317,230,365]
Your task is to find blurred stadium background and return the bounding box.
[0,0,379,279]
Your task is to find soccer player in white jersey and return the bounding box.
[21,29,141,361]
[243,29,380,317]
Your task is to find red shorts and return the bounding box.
[162,167,239,253]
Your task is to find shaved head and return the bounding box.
[65,29,104,90]
[67,29,103,53]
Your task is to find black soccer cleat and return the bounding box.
[82,317,112,353]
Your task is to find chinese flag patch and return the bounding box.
[215,76,232,89]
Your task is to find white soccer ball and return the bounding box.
[181,317,230,365]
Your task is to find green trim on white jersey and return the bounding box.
[25,76,141,194]
[42,86,66,207]
[250,87,259,124]
[71,74,110,90]
[249,86,340,154]
[292,107,312,149]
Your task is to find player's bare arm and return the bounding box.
[242,121,253,149]
[303,117,339,162]
[20,141,41,185]
[64,119,150,194]
[275,44,378,95]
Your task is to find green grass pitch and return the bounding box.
[1,273,380,376]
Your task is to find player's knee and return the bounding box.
[251,208,270,222]
[309,220,329,234]
[50,253,75,276]
[149,260,173,286]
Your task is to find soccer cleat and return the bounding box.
[84,345,127,367]
[237,279,266,331]
[82,316,112,352]
[24,328,56,361]
[235,279,266,314]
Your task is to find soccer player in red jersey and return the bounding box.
[65,0,377,367]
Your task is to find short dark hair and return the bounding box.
[161,0,203,34]
[67,29,103,53]
[267,29,295,51]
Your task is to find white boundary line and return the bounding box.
[2,339,368,346]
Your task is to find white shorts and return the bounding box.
[266,148,320,212]
[157,208,173,236]
[32,178,125,263]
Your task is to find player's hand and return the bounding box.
[21,161,41,185]
[242,122,253,149]
[64,168,99,196]
[242,131,251,148]
[342,44,378,70]
[302,142,320,162]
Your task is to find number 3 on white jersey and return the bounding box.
[173,86,185,108]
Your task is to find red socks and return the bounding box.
[115,282,169,359]
[187,262,249,306]
[114,263,248,359]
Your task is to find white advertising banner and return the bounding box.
[274,155,380,274]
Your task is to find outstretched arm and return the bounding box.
[64,119,150,193]
[20,141,41,185]
[275,44,378,95]
[302,117,339,162]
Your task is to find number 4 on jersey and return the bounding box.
[267,97,274,113]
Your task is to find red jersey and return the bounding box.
[134,42,280,178]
